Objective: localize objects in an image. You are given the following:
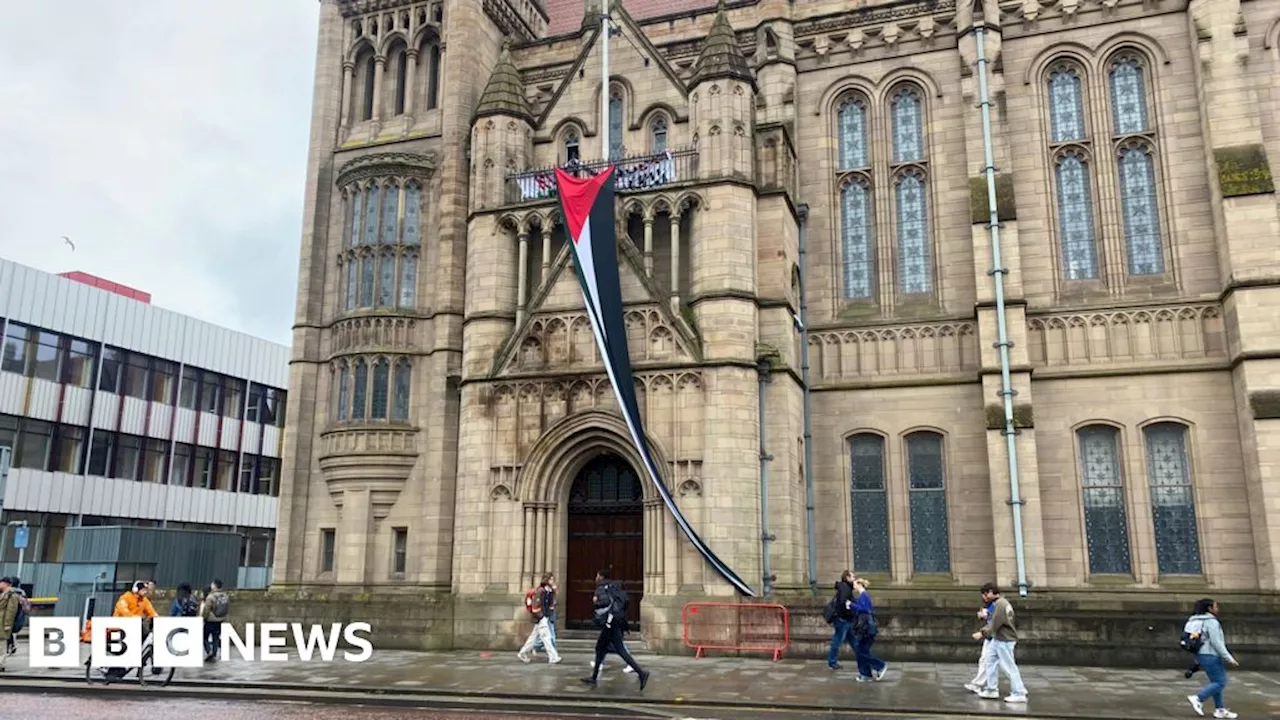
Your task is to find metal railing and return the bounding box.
[682,601,790,661]
[505,147,699,205]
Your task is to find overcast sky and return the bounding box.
[0,1,320,346]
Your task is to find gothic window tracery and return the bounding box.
[340,179,424,313]
[563,129,581,163]
[889,85,932,297]
[651,116,668,152]
[1109,54,1164,277]
[1046,62,1099,281]
[331,356,414,424]
[849,433,891,574]
[1076,425,1132,575]
[608,85,625,160]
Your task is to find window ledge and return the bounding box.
[1156,574,1208,587]
[906,572,957,586]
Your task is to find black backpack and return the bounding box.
[822,595,839,625]
[1180,622,1205,654]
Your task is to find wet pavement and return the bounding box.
[4,640,1280,720]
[0,694,576,720]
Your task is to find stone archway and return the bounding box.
[564,452,644,628]
[517,410,674,622]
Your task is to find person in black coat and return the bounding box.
[580,568,649,690]
[826,570,858,669]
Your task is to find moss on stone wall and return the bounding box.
[1249,390,1280,420]
[1215,144,1275,198]
[985,402,1034,430]
[969,173,1017,225]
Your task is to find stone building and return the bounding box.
[273,0,1280,651]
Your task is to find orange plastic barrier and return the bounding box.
[681,602,789,661]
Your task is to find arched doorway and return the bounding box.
[565,453,644,628]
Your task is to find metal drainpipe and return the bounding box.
[796,203,818,596]
[975,22,1029,597]
[757,358,775,596]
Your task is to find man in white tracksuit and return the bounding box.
[517,573,561,664]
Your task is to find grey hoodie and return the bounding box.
[1185,613,1235,663]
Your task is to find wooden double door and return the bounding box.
[565,454,644,629]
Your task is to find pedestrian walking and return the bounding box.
[580,569,649,690]
[517,572,562,664]
[977,583,1027,704]
[1185,598,1239,719]
[851,578,887,682]
[0,577,19,672]
[532,574,558,657]
[200,579,229,661]
[4,577,30,657]
[825,570,858,670]
[964,595,998,694]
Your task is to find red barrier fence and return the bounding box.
[681,602,790,661]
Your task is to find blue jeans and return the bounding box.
[1196,654,1228,709]
[827,619,857,667]
[854,633,885,678]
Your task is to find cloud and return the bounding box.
[0,0,319,346]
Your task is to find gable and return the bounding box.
[492,231,702,376]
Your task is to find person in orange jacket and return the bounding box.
[82,581,158,678]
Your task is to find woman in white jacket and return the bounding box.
[1185,598,1240,719]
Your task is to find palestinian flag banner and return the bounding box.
[555,166,755,598]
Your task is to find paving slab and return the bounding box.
[4,644,1280,719]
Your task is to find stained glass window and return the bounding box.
[363,185,380,245]
[344,260,357,311]
[907,431,950,574]
[651,118,667,152]
[1055,152,1099,280]
[380,183,399,244]
[351,359,368,420]
[399,253,417,308]
[1077,425,1132,575]
[895,171,931,294]
[1144,423,1202,575]
[1118,146,1163,275]
[1048,67,1086,143]
[336,364,350,421]
[377,253,395,307]
[609,88,624,160]
[370,359,389,420]
[1110,58,1148,135]
[392,358,411,421]
[359,255,375,307]
[891,88,924,164]
[837,97,868,170]
[849,434,890,573]
[840,180,874,300]
[403,182,421,246]
[348,190,362,246]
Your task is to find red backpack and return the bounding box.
[524,588,542,616]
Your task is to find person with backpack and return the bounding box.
[0,577,20,672]
[5,577,31,657]
[517,572,562,664]
[825,570,858,670]
[851,578,887,682]
[580,568,649,690]
[1184,598,1240,719]
[200,579,229,661]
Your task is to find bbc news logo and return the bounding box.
[28,617,373,668]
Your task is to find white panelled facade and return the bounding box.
[0,257,286,577]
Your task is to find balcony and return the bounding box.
[505,147,699,205]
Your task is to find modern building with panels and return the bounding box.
[0,257,288,592]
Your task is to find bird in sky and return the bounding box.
[62,235,75,251]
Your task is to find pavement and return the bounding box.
[3,638,1280,720]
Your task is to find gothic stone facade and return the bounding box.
[275,0,1280,649]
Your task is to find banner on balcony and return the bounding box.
[554,165,756,598]
[517,151,677,202]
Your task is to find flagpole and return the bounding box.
[600,0,610,162]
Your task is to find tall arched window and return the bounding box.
[363,184,380,245]
[361,53,377,121]
[906,431,950,574]
[403,182,421,246]
[336,362,350,421]
[608,86,625,160]
[1077,425,1132,575]
[339,179,424,314]
[393,48,408,116]
[564,130,580,163]
[347,189,363,246]
[1046,62,1100,281]
[836,94,874,302]
[1108,54,1164,277]
[889,86,931,296]
[1144,422,1202,575]
[359,254,375,307]
[427,44,441,110]
[380,182,399,244]
[344,259,357,311]
[352,359,368,420]
[377,251,395,307]
[392,358,412,421]
[370,358,390,420]
[849,433,890,574]
[651,117,668,152]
